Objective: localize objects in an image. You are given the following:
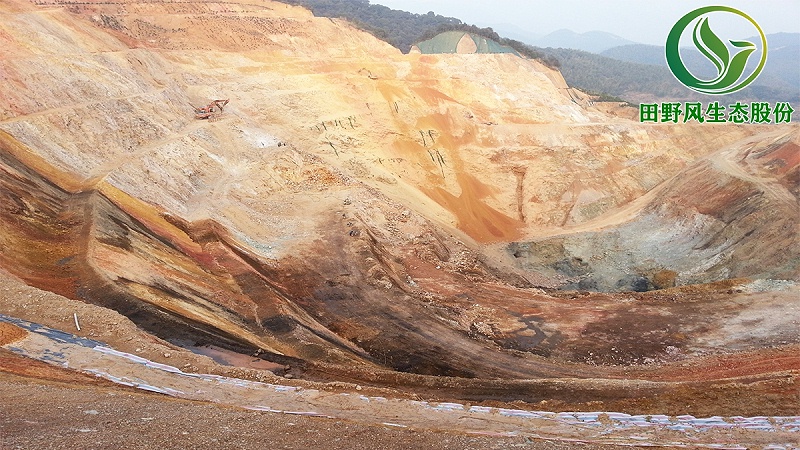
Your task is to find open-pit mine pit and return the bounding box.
[0,0,798,448]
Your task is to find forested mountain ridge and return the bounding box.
[277,0,796,104]
[278,0,464,51]
[278,0,560,67]
[538,45,799,104]
[598,33,800,103]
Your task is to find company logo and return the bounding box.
[665,6,767,95]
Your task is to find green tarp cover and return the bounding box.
[415,31,520,56]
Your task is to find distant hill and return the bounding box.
[762,43,800,91]
[758,32,800,48]
[599,33,800,103]
[535,48,688,103]
[600,44,665,66]
[478,22,542,45]
[602,33,798,65]
[537,46,800,104]
[534,29,638,53]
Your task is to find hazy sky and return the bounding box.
[373,0,800,45]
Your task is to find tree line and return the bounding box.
[279,0,560,68]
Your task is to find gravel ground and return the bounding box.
[0,371,636,450]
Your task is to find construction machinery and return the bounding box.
[192,99,229,121]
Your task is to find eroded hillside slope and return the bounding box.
[0,0,798,410]
[507,130,800,291]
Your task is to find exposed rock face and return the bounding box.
[508,131,800,291]
[0,0,798,390]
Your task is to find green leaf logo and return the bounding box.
[666,6,767,95]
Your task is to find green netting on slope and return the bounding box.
[415,31,520,56]
[472,34,520,56]
[415,31,466,54]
